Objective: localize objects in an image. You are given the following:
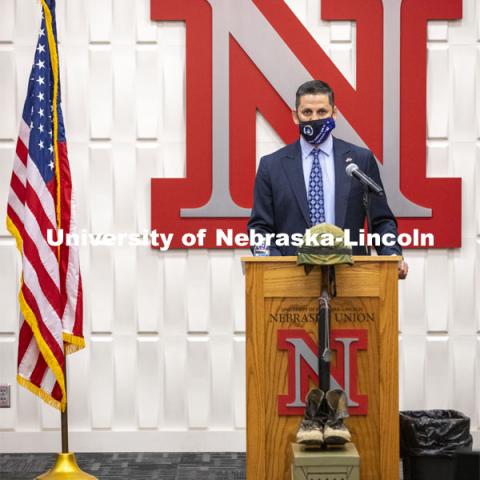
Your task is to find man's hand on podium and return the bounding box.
[398,259,408,279]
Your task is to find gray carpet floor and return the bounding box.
[0,453,246,479]
[0,453,408,479]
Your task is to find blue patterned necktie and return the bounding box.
[308,148,325,226]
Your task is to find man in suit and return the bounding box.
[248,80,408,278]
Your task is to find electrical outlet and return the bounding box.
[0,385,11,408]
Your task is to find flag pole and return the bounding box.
[61,359,69,454]
[35,356,97,480]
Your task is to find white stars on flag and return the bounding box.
[25,16,59,177]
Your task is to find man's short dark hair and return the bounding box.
[295,80,335,109]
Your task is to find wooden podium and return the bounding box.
[242,256,400,480]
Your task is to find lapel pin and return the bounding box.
[345,157,353,163]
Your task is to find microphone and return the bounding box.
[345,163,384,196]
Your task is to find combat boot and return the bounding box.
[296,388,326,446]
[323,389,352,445]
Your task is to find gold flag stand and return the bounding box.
[35,453,96,480]
[35,360,97,480]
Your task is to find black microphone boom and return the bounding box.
[345,163,384,196]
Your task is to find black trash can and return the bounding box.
[400,410,473,480]
[454,449,480,480]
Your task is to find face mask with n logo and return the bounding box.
[299,117,335,145]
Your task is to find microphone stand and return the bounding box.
[363,185,372,256]
[318,265,336,392]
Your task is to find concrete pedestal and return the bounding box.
[291,442,360,480]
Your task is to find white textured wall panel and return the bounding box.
[14,2,40,46]
[0,50,16,140]
[112,46,136,141]
[163,252,187,336]
[425,337,451,410]
[399,251,426,335]
[329,45,355,87]
[452,337,477,426]
[41,394,61,430]
[89,0,112,44]
[16,379,40,431]
[67,347,90,431]
[449,0,476,44]
[477,240,480,333]
[113,336,137,429]
[330,22,352,43]
[68,143,90,231]
[0,244,19,333]
[210,337,234,428]
[135,144,161,230]
[0,146,14,236]
[427,46,449,139]
[186,337,210,428]
[425,250,450,332]
[65,0,88,46]
[428,21,448,42]
[14,48,33,126]
[136,46,160,139]
[232,250,247,333]
[113,144,136,232]
[137,337,161,429]
[112,0,136,44]
[114,246,137,335]
[0,0,14,43]
[233,337,246,429]
[162,142,185,178]
[65,47,89,141]
[0,337,17,429]
[186,250,210,333]
[450,240,476,334]
[284,0,307,25]
[90,337,114,429]
[256,112,285,168]
[55,0,66,42]
[89,47,113,139]
[1,0,480,453]
[210,252,234,335]
[476,337,480,429]
[136,246,163,333]
[89,247,114,333]
[399,336,426,411]
[478,50,480,141]
[451,46,476,142]
[89,144,114,232]
[161,27,186,145]
[453,142,477,238]
[136,0,157,43]
[163,337,187,429]
[426,141,449,178]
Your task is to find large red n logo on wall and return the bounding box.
[150,0,462,248]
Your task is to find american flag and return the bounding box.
[6,0,83,411]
